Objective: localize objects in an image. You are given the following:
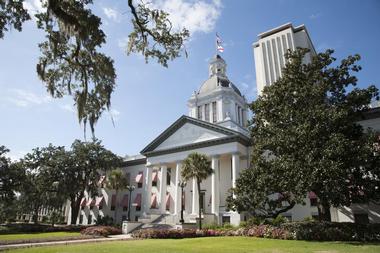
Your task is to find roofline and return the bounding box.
[254,22,316,54]
[123,158,147,166]
[257,22,293,39]
[143,135,251,157]
[360,106,380,121]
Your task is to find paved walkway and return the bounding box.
[0,234,132,251]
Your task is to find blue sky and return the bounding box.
[0,0,379,160]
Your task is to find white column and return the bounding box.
[159,165,167,213]
[143,166,153,215]
[191,178,199,215]
[174,161,181,215]
[232,153,240,198]
[211,156,220,216]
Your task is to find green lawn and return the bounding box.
[6,237,380,253]
[0,232,81,243]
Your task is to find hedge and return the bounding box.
[132,221,380,242]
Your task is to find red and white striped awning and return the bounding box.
[166,193,171,210]
[135,172,143,183]
[95,196,105,206]
[80,198,87,207]
[151,193,157,208]
[152,171,158,182]
[121,194,129,208]
[87,198,96,207]
[134,193,142,207]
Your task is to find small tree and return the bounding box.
[181,152,213,229]
[106,168,129,224]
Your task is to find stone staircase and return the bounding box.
[130,214,177,233]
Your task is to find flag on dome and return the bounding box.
[216,33,224,53]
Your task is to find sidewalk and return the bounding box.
[0,234,132,251]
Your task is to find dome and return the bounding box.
[198,76,242,96]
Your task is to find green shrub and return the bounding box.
[96,215,114,226]
[281,221,380,241]
[272,215,288,226]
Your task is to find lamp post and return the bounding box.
[126,185,136,221]
[178,180,187,224]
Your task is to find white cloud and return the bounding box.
[4,89,52,107]
[150,0,223,34]
[60,103,76,113]
[117,37,128,51]
[309,13,322,20]
[103,7,121,22]
[23,0,45,18]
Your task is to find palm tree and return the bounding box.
[106,168,128,224]
[181,152,213,229]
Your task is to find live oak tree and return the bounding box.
[227,48,379,221]
[0,146,24,222]
[0,0,189,135]
[181,152,213,229]
[56,139,123,225]
[17,145,68,223]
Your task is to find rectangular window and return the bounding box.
[123,206,128,212]
[204,103,210,122]
[237,106,241,125]
[138,182,142,188]
[287,33,293,50]
[277,37,284,69]
[212,102,217,123]
[111,206,115,211]
[136,206,141,212]
[166,168,171,186]
[272,38,279,81]
[197,105,203,120]
[88,214,92,224]
[122,215,127,221]
[262,42,270,85]
[266,40,275,84]
[79,215,83,224]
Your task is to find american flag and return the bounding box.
[216,33,224,53]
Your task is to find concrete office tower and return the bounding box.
[253,23,316,96]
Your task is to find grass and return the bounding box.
[0,232,82,244]
[6,237,380,253]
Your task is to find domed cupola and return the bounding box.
[198,54,242,96]
[187,54,249,135]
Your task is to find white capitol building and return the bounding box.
[65,23,380,227]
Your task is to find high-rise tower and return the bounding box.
[253,23,316,96]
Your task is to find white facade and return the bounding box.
[253,22,316,96]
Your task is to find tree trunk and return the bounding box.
[70,194,82,225]
[114,190,118,225]
[197,179,202,230]
[317,200,331,222]
[32,206,39,224]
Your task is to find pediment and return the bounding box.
[141,115,244,154]
[155,122,227,151]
